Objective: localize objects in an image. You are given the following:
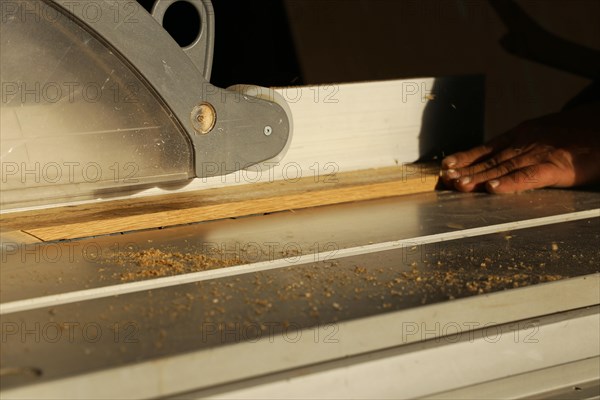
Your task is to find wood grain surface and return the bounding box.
[1,164,439,242]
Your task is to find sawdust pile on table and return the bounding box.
[88,241,600,351]
[106,248,242,281]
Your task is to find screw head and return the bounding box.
[264,126,273,136]
[191,103,217,135]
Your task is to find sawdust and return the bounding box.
[104,243,577,310]
[90,246,597,352]
[99,237,595,329]
[106,248,242,281]
[77,228,599,355]
[186,258,568,331]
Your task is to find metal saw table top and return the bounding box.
[1,189,599,398]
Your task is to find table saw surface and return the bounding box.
[1,189,599,399]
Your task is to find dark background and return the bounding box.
[136,0,302,88]
[136,0,600,140]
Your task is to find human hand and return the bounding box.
[440,103,600,194]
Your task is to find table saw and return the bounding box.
[1,1,599,399]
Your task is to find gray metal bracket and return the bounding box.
[51,0,291,178]
[150,0,215,81]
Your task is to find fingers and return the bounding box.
[438,109,599,194]
[438,123,576,194]
[452,147,551,192]
[485,163,560,194]
[442,145,533,183]
[441,144,494,170]
[441,133,512,171]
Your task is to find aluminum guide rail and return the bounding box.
[1,208,598,315]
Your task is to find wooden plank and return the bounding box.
[0,165,439,242]
[0,230,43,244]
